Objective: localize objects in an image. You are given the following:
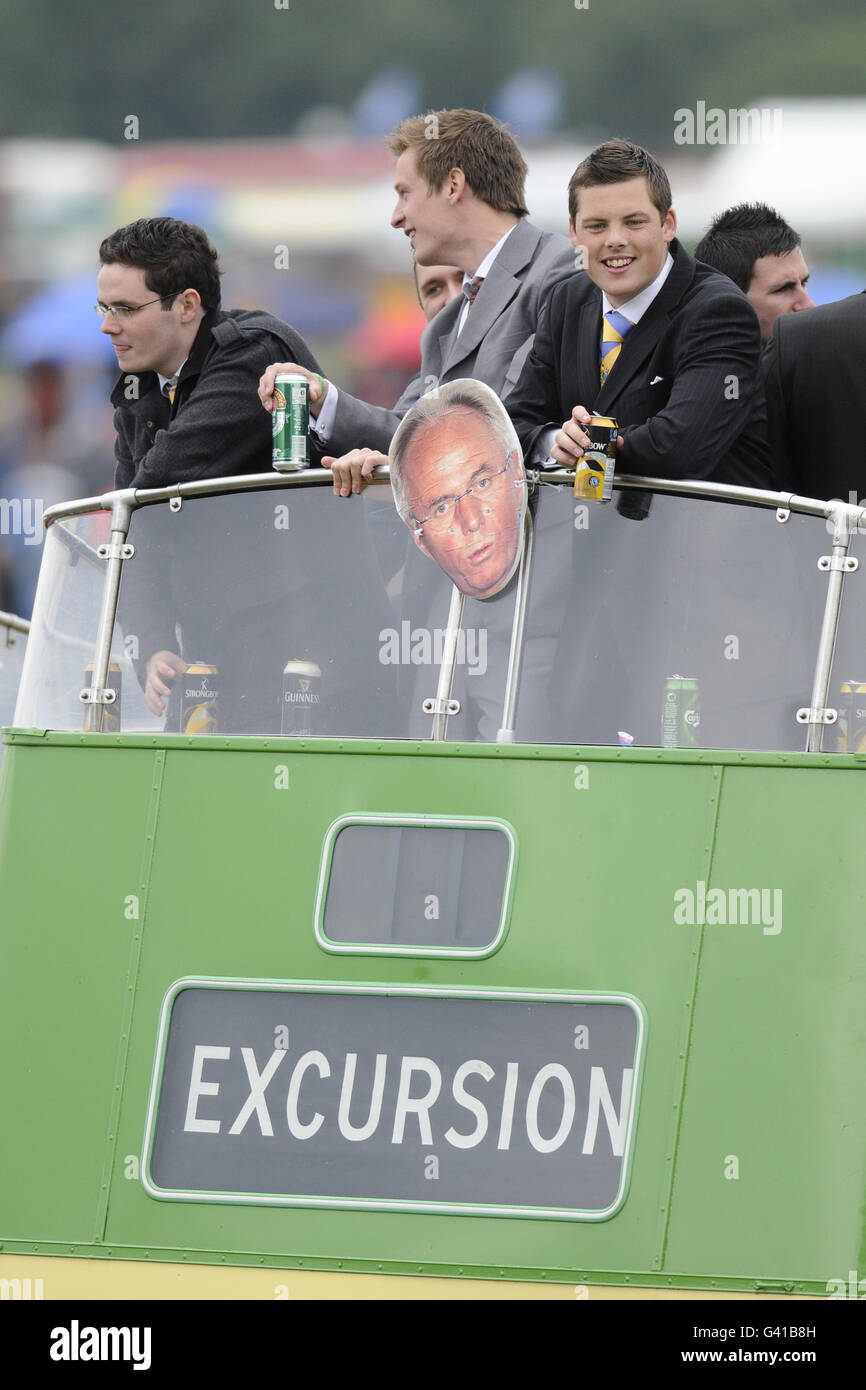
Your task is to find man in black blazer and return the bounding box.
[763,291,866,500]
[507,139,774,491]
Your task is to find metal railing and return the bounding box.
[38,469,866,753]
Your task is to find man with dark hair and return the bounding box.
[98,216,322,492]
[258,108,575,494]
[506,138,772,489]
[98,216,323,718]
[694,203,813,343]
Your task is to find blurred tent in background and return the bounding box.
[491,67,566,141]
[0,276,117,368]
[805,266,865,307]
[351,69,421,137]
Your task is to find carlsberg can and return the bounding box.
[661,675,700,749]
[272,372,310,471]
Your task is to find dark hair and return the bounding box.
[694,203,802,292]
[568,138,672,223]
[388,109,529,218]
[99,217,222,310]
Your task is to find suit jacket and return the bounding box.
[506,240,773,489]
[763,291,866,500]
[111,308,322,491]
[324,219,576,455]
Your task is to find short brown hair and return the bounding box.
[568,139,672,224]
[388,109,529,218]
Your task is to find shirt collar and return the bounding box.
[462,222,518,291]
[157,358,188,394]
[601,251,674,325]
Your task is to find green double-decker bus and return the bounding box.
[0,467,863,1299]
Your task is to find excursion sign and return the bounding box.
[142,980,646,1220]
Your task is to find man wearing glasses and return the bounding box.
[97,216,322,494]
[389,380,526,601]
[97,216,323,719]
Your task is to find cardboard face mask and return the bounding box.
[389,379,527,600]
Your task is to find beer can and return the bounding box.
[83,662,122,733]
[837,679,866,753]
[573,414,618,504]
[272,372,310,471]
[282,659,321,736]
[180,663,219,735]
[662,675,700,749]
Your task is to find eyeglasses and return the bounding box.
[93,293,181,320]
[411,464,522,535]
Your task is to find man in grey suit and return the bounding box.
[258,108,575,495]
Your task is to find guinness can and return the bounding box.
[272,372,310,471]
[574,414,618,504]
[180,663,219,735]
[282,659,321,736]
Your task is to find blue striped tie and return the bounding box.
[600,310,633,386]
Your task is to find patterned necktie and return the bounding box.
[600,310,633,386]
[462,275,485,308]
[163,376,179,406]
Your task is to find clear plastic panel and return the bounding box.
[11,480,854,751]
[13,512,157,733]
[0,618,29,771]
[823,518,866,754]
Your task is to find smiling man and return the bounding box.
[694,204,814,344]
[390,380,526,600]
[258,108,574,495]
[506,139,773,489]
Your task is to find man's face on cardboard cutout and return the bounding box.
[390,383,527,600]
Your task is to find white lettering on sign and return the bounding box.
[392,1057,442,1144]
[582,1066,633,1156]
[228,1048,286,1136]
[180,1043,633,1155]
[286,1050,330,1139]
[338,1052,388,1141]
[444,1059,494,1149]
[184,1045,231,1133]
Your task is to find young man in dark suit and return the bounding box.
[763,291,866,500]
[506,139,773,491]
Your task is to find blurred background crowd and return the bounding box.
[1,0,864,616]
